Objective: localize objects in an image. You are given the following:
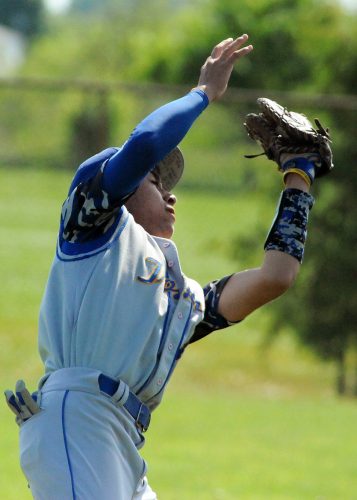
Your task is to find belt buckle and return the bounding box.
[136,403,151,433]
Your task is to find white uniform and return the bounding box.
[13,88,315,499]
[18,91,230,499]
[20,206,204,499]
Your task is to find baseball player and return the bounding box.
[5,34,333,499]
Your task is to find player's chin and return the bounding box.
[159,221,175,240]
[162,224,175,239]
[149,222,174,239]
[168,225,175,239]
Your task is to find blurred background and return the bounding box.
[0,1,356,498]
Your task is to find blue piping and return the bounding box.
[62,390,76,500]
[137,284,172,394]
[153,302,193,399]
[56,211,129,262]
[157,284,172,355]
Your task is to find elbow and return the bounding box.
[129,128,161,164]
[262,252,301,300]
[263,267,298,299]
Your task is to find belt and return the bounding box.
[98,374,151,433]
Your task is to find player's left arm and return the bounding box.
[189,174,310,344]
[191,97,333,341]
[218,173,311,323]
[216,93,333,323]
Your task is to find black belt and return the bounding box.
[98,374,151,432]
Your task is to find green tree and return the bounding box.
[0,0,44,38]
[271,17,357,395]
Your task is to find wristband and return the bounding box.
[281,156,318,186]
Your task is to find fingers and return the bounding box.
[211,37,234,58]
[199,34,253,102]
[212,34,252,60]
[231,43,254,61]
[4,390,22,418]
[16,380,41,415]
[4,380,41,426]
[225,34,250,52]
[224,34,253,61]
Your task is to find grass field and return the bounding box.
[1,166,356,499]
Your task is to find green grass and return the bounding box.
[1,166,356,499]
[143,389,357,500]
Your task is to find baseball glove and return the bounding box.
[244,98,333,184]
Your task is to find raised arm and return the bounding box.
[102,90,209,201]
[217,99,333,323]
[102,35,253,201]
[218,175,311,322]
[61,36,253,246]
[189,173,313,345]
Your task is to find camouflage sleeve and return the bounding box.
[264,188,315,263]
[60,161,127,244]
[189,275,240,344]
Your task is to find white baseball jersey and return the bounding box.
[38,205,205,410]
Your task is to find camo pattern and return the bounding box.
[264,188,314,263]
[189,274,238,344]
[61,163,122,243]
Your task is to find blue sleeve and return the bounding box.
[59,90,209,246]
[103,89,209,201]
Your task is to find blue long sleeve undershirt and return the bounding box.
[102,89,209,201]
[60,89,209,248]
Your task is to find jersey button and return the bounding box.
[157,378,163,386]
[177,312,183,319]
[168,343,174,351]
[163,242,170,248]
[168,260,174,268]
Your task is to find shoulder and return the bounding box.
[68,147,119,195]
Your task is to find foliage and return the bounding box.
[21,0,354,91]
[69,95,111,167]
[271,102,357,393]
[263,5,357,394]
[0,0,44,38]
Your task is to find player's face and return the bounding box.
[125,171,177,239]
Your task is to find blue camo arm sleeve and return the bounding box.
[189,275,240,344]
[188,190,314,345]
[264,188,314,263]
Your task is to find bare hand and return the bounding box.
[195,35,253,102]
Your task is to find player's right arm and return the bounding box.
[60,91,209,245]
[102,34,253,202]
[60,35,253,244]
[101,90,209,202]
